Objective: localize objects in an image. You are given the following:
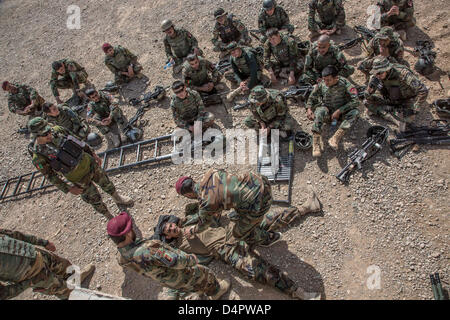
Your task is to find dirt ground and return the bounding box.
[0,0,448,300]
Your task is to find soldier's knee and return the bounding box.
[244,116,257,128]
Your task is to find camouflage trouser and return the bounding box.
[217,242,297,296]
[233,176,273,245]
[382,16,416,30]
[269,60,304,78]
[178,112,215,131]
[156,264,220,297]
[114,63,143,85]
[363,97,416,123]
[2,250,73,300]
[225,70,270,88]
[94,109,127,135]
[309,15,346,32]
[52,70,89,94]
[244,114,295,133]
[358,56,409,76]
[75,160,116,218]
[312,106,359,133]
[299,65,354,85]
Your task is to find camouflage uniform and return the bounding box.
[31,126,116,218]
[190,169,273,246]
[358,28,408,76]
[0,229,72,300]
[300,40,354,85]
[117,237,221,297]
[104,45,143,85]
[182,57,221,89]
[229,47,264,89]
[258,5,294,42]
[212,14,251,52]
[169,218,298,298]
[86,92,127,135]
[170,88,214,130]
[164,28,202,66]
[245,88,295,133]
[49,59,89,98]
[6,82,45,119]
[308,0,346,32]
[306,77,360,133]
[363,63,428,122]
[377,0,415,30]
[263,33,304,77]
[45,104,90,140]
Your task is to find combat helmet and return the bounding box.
[86,132,103,148]
[161,19,174,32]
[263,0,275,9]
[294,131,312,150]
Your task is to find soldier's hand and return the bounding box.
[55,96,63,104]
[269,71,278,84]
[24,105,34,114]
[288,72,296,85]
[102,117,112,126]
[45,241,56,252]
[69,186,84,195]
[307,108,315,121]
[206,82,214,92]
[183,226,196,239]
[331,109,341,120]
[128,65,134,77]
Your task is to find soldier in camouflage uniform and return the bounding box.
[107,212,230,300]
[299,35,354,85]
[363,57,428,129]
[153,213,321,300]
[358,26,408,81]
[377,0,415,40]
[170,81,215,134]
[183,54,222,94]
[43,102,90,141]
[211,8,251,59]
[306,65,360,157]
[162,19,203,74]
[263,28,304,86]
[28,117,133,220]
[245,85,295,139]
[0,229,95,300]
[258,0,294,43]
[308,0,346,40]
[2,81,45,119]
[50,59,90,104]
[175,170,282,247]
[102,43,144,85]
[85,88,128,148]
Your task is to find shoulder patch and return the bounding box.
[349,87,358,95]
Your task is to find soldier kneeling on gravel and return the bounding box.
[85,88,128,149]
[28,117,133,220]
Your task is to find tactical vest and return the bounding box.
[107,46,131,71]
[46,105,76,132]
[321,78,353,113]
[260,7,285,29]
[217,15,241,44]
[172,90,201,122]
[89,93,112,120]
[380,66,417,102]
[0,235,36,282]
[311,44,340,72]
[316,0,338,25]
[184,58,210,86]
[271,35,292,65]
[166,28,192,58]
[256,90,284,122]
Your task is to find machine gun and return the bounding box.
[430,273,446,300]
[215,59,232,75]
[338,25,376,51]
[432,98,450,118]
[389,119,450,158]
[414,40,437,76]
[336,126,389,183]
[249,29,262,42]
[128,85,168,106]
[283,84,314,101]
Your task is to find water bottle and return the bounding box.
[331,119,337,133]
[163,60,174,70]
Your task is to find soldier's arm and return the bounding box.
[163,37,174,61]
[335,50,350,75]
[258,11,267,34]
[50,71,60,97]
[403,71,429,109]
[7,96,19,114]
[263,41,272,70]
[377,1,390,24]
[308,1,318,31]
[170,102,187,128]
[185,29,199,53]
[234,18,251,43]
[65,106,83,133]
[193,90,206,114]
[122,46,138,64]
[339,82,360,113]
[105,58,120,76]
[398,1,414,21]
[32,155,71,194]
[0,229,49,247]
[306,84,321,111]
[279,7,294,33]
[230,58,243,84]
[250,104,264,124]
[275,96,288,118]
[335,0,346,24]
[211,25,222,48]
[66,62,80,91]
[246,52,260,89]
[288,39,299,72]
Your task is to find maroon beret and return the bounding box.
[2,81,9,91]
[107,212,132,237]
[102,43,113,53]
[175,176,191,195]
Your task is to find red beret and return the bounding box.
[175,176,191,195]
[2,81,9,91]
[107,212,132,237]
[102,43,113,53]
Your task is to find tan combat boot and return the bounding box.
[112,191,134,206]
[312,133,322,157]
[209,278,231,300]
[80,264,96,284]
[298,187,322,215]
[292,287,321,300]
[328,128,346,150]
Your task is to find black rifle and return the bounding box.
[389,120,450,158]
[249,29,262,41]
[215,59,232,75]
[17,127,30,135]
[283,84,314,100]
[414,40,437,75]
[233,100,251,111]
[336,126,389,183]
[128,85,168,106]
[338,25,376,51]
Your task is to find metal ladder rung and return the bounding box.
[25,172,36,192]
[12,176,23,196]
[1,179,10,199]
[102,153,108,169]
[39,177,46,188]
[136,144,141,162]
[119,148,124,166]
[153,140,158,158]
